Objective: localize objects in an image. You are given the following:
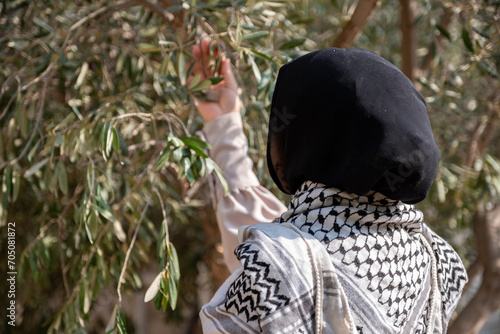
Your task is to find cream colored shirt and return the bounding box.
[203,112,287,273]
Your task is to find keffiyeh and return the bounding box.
[200,182,467,333]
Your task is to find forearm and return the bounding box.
[203,112,287,272]
[204,112,260,191]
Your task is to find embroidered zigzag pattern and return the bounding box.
[429,232,468,316]
[225,243,290,322]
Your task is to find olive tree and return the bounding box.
[0,0,498,333]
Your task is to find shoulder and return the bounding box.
[232,223,317,310]
[201,223,318,333]
[238,222,315,247]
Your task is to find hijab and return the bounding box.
[267,48,439,204]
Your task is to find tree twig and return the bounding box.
[132,0,175,22]
[58,221,71,298]
[69,1,136,48]
[112,112,152,121]
[152,115,161,154]
[184,177,208,203]
[85,156,96,218]
[154,188,170,246]
[116,186,154,304]
[57,184,85,298]
[2,63,53,168]
[164,113,190,135]
[0,89,17,122]
[463,95,497,168]
[81,221,113,276]
[61,1,134,51]
[19,55,55,92]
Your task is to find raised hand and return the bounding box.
[190,39,241,122]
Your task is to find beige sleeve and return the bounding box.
[203,112,287,273]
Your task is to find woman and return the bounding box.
[191,39,467,333]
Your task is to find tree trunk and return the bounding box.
[332,0,381,48]
[398,0,418,82]
[448,206,500,333]
[198,204,230,292]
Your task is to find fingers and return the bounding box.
[201,38,211,56]
[193,39,210,60]
[221,58,238,91]
[190,39,238,92]
[192,44,201,60]
[191,39,215,79]
[191,45,204,78]
[198,39,211,69]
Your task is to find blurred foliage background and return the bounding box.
[0,0,499,333]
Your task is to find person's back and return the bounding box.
[201,182,466,333]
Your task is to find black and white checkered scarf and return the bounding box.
[201,181,468,333]
[278,181,467,333]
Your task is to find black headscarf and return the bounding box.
[267,48,439,204]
